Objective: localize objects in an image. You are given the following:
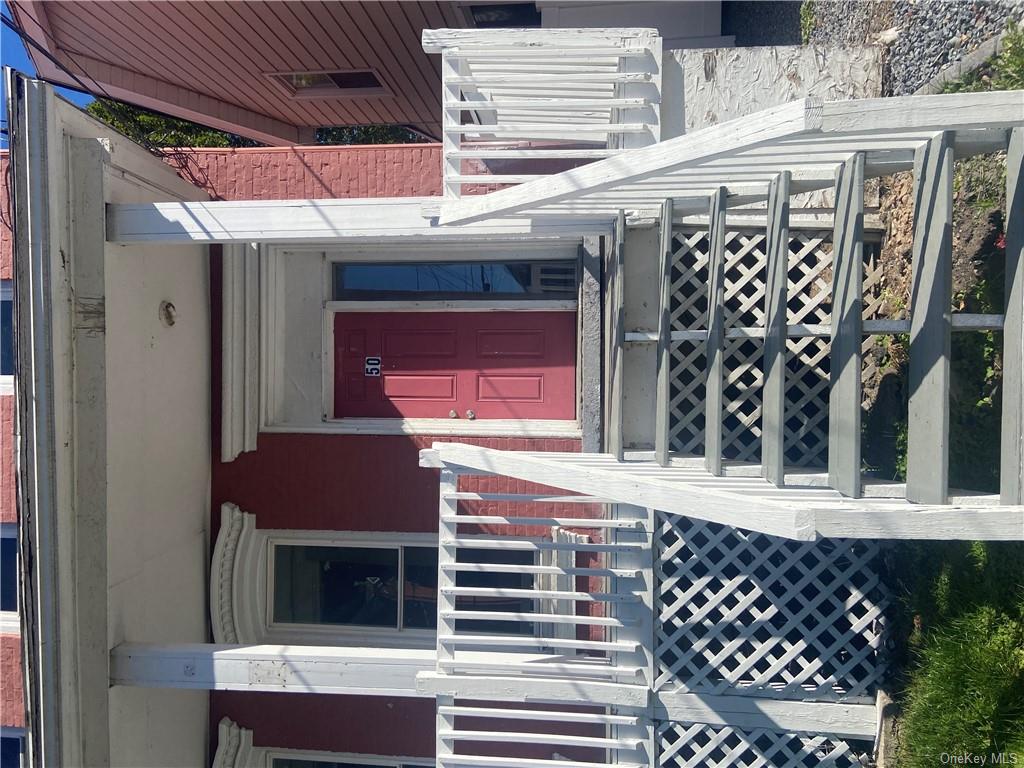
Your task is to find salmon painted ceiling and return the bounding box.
[10,1,471,143]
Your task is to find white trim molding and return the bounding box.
[276,418,582,439]
[212,717,436,768]
[213,718,258,768]
[210,504,262,644]
[221,243,260,462]
[210,504,442,647]
[326,300,577,313]
[0,611,20,634]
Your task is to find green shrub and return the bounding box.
[890,541,1024,766]
[800,1,816,45]
[943,21,1024,93]
[899,606,1024,767]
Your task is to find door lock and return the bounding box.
[465,409,476,420]
[449,409,459,418]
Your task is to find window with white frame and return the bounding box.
[1,280,13,385]
[0,535,16,613]
[266,537,537,638]
[270,542,438,631]
[0,523,17,635]
[210,505,545,646]
[0,728,24,768]
[269,754,433,768]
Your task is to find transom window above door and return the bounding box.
[332,261,578,301]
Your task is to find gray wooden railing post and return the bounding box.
[907,131,953,505]
[762,172,791,486]
[1002,128,1024,504]
[606,211,627,461]
[655,198,675,466]
[704,188,728,475]
[828,153,865,497]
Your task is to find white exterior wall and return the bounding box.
[539,1,723,48]
[104,240,210,767]
[39,97,212,768]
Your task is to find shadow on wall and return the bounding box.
[721,1,803,46]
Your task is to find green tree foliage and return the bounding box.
[85,99,426,149]
[892,541,1024,766]
[316,125,424,144]
[85,99,259,148]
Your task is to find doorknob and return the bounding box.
[449,409,459,418]
[466,410,476,420]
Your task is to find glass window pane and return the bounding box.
[332,261,577,301]
[1,297,13,376]
[454,547,534,635]
[0,737,22,767]
[273,760,383,768]
[402,547,437,629]
[1,537,16,613]
[273,545,398,628]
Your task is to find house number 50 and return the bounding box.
[364,357,382,377]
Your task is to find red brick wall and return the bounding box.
[0,634,24,728]
[210,693,435,759]
[209,693,603,764]
[169,144,443,201]
[1,396,13,525]
[194,145,594,761]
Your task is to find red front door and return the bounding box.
[333,311,576,420]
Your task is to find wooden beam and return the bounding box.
[607,211,627,460]
[437,99,823,225]
[416,671,650,707]
[655,199,675,466]
[431,443,816,540]
[106,198,608,244]
[704,188,728,476]
[907,132,954,505]
[814,506,1024,540]
[1003,127,1024,505]
[821,91,1024,134]
[654,691,877,739]
[829,153,866,497]
[761,172,791,486]
[422,27,660,53]
[109,643,433,695]
[581,237,603,453]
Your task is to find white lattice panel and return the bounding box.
[658,722,871,768]
[655,515,887,701]
[668,227,884,467]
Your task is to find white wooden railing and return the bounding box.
[420,444,886,768]
[418,451,654,768]
[422,28,662,198]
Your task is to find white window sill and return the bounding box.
[262,418,582,438]
[0,611,19,634]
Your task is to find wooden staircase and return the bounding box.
[417,458,654,768]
